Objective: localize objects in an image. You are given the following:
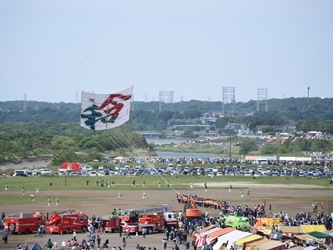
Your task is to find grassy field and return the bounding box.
[0,174,331,205]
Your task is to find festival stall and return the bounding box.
[212,230,251,250]
[279,225,302,238]
[252,240,286,250]
[244,239,269,250]
[206,227,234,246]
[293,233,323,248]
[195,227,223,248]
[300,225,327,233]
[234,234,263,249]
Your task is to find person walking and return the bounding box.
[21,187,25,195]
[36,186,39,193]
[48,197,51,207]
[119,225,123,237]
[143,192,146,199]
[118,192,122,199]
[229,184,232,192]
[55,197,60,206]
[240,190,244,198]
[5,183,8,191]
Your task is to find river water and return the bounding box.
[146,138,227,159]
[155,151,226,159]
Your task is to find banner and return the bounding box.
[80,86,133,130]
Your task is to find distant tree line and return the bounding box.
[1,97,333,132]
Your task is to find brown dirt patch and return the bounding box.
[1,183,332,250]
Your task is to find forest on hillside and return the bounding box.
[1,97,333,165]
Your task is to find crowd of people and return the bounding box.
[176,193,333,231]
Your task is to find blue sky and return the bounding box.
[1,0,332,103]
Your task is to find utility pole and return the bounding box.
[229,133,232,162]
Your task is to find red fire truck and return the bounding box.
[121,204,176,234]
[101,215,122,233]
[5,212,46,234]
[45,210,88,234]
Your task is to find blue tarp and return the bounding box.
[30,244,42,250]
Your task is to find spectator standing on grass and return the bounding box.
[122,237,126,249]
[119,225,123,237]
[23,243,28,250]
[142,227,147,238]
[3,229,9,243]
[96,235,101,248]
[162,238,168,250]
[5,183,8,191]
[46,238,53,249]
[126,230,131,239]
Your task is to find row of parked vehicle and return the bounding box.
[12,163,333,178]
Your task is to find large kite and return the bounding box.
[80,86,133,130]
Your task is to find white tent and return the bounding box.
[213,230,251,250]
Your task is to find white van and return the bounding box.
[13,169,29,177]
[57,169,67,175]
